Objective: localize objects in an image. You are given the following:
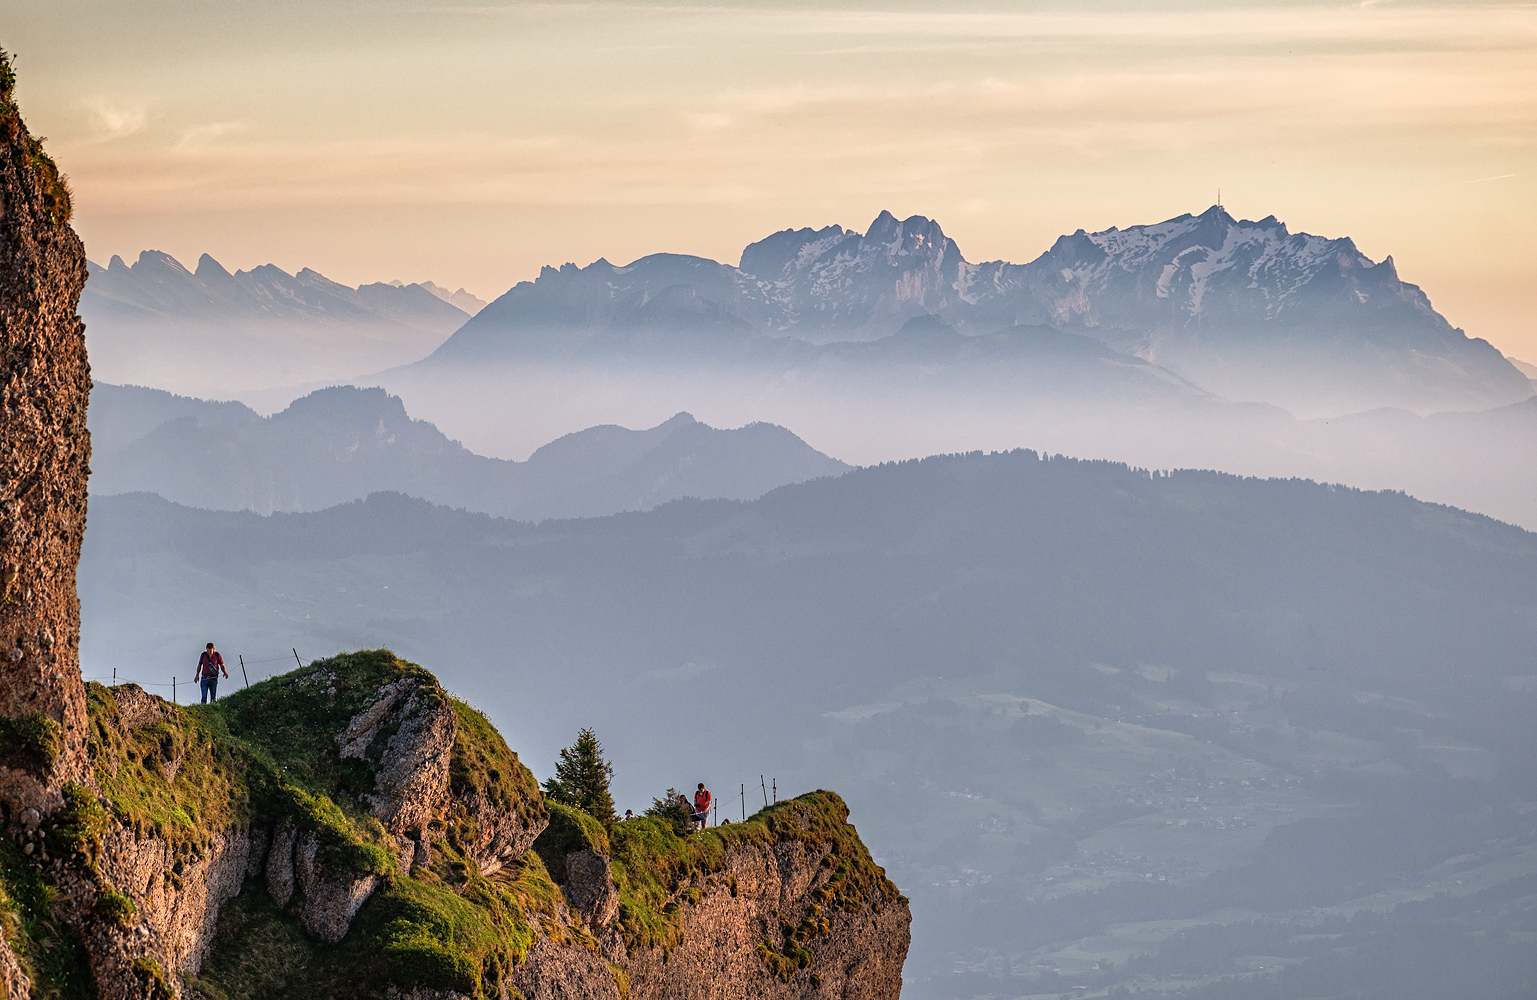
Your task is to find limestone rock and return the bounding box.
[79,825,251,996]
[336,674,454,841]
[292,832,378,944]
[507,936,621,1000]
[619,840,910,1000]
[562,847,620,929]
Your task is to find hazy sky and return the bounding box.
[6,0,1534,359]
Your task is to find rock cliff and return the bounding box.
[1,652,907,999]
[0,46,92,1000]
[0,47,93,824]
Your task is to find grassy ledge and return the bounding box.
[601,790,903,968]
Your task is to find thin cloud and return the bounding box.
[86,102,148,141]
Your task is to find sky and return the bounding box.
[4,0,1534,359]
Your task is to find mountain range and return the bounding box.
[80,251,479,392]
[87,382,848,519]
[424,207,1531,416]
[78,451,1537,1000]
[80,208,1533,418]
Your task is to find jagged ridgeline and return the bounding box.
[0,651,908,999]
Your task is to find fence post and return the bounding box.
[239,655,249,689]
[112,668,116,684]
[741,784,745,822]
[293,648,302,668]
[172,676,176,704]
[773,778,777,804]
[760,775,768,809]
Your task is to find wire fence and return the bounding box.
[84,653,792,824]
[83,648,315,704]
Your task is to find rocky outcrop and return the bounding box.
[0,47,92,825]
[333,669,456,872]
[519,794,911,1000]
[620,839,910,1000]
[3,653,908,1000]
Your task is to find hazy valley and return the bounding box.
[80,453,1537,998]
[67,209,1537,998]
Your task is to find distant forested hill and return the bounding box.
[80,451,1537,998]
[88,383,848,519]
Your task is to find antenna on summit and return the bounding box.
[1217,188,1222,210]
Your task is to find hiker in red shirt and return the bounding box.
[691,783,712,831]
[196,642,228,703]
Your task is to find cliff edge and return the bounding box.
[1,651,908,999]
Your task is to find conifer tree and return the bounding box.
[543,727,618,829]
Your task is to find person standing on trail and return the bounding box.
[692,783,713,831]
[196,642,228,704]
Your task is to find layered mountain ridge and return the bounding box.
[87,383,850,519]
[429,206,1529,416]
[79,252,475,393]
[84,251,473,333]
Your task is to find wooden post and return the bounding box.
[293,648,302,668]
[772,778,777,804]
[740,784,745,822]
[760,775,768,809]
[172,676,176,704]
[239,654,249,689]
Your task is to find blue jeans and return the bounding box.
[200,677,218,703]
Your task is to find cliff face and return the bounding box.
[0,50,93,824]
[518,793,909,1000]
[0,651,907,1000]
[0,51,92,1000]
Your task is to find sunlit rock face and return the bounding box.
[0,60,93,824]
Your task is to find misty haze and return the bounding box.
[1,3,1534,1000]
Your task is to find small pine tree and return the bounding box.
[543,728,618,829]
[645,787,691,836]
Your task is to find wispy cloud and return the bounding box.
[85,101,148,141]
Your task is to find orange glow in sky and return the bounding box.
[5,0,1534,359]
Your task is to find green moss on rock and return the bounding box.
[533,801,611,883]
[448,697,546,840]
[603,789,901,964]
[86,682,251,850]
[0,837,94,999]
[0,714,63,775]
